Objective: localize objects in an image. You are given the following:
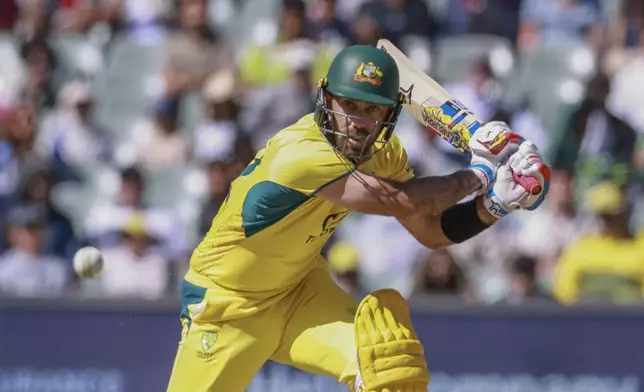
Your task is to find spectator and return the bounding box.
[358,0,438,46]
[349,7,385,46]
[606,48,644,135]
[337,213,426,298]
[98,213,170,299]
[36,79,113,176]
[18,36,58,110]
[552,180,644,304]
[553,72,638,195]
[605,0,644,50]
[1,100,42,182]
[307,0,351,49]
[443,56,500,123]
[199,157,237,237]
[603,0,644,75]
[106,0,172,42]
[0,203,70,297]
[84,166,188,263]
[193,69,244,164]
[412,248,472,301]
[440,0,523,43]
[503,254,554,305]
[449,214,526,303]
[327,241,361,297]
[511,170,593,289]
[13,0,51,41]
[19,168,79,260]
[0,106,21,221]
[238,0,334,88]
[163,0,234,99]
[134,99,189,169]
[51,0,98,33]
[470,0,523,43]
[518,0,604,51]
[240,49,318,150]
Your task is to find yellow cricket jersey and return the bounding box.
[185,113,413,317]
[552,231,644,304]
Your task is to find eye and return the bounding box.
[367,106,381,114]
[343,100,357,110]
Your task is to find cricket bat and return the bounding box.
[377,39,542,195]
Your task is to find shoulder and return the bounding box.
[381,133,408,160]
[271,114,348,166]
[562,235,602,256]
[267,115,355,194]
[374,133,414,181]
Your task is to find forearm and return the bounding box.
[397,170,482,216]
[317,169,482,218]
[399,197,496,249]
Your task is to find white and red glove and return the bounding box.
[468,121,525,194]
[482,142,552,219]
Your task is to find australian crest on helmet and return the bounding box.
[354,62,384,85]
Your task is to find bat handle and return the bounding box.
[512,171,542,195]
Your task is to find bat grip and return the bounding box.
[512,171,542,195]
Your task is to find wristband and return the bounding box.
[440,197,491,244]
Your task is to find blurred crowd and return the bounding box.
[0,0,644,306]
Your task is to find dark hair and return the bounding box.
[512,255,537,279]
[19,37,57,70]
[282,0,306,15]
[171,0,219,43]
[120,167,143,183]
[422,249,467,293]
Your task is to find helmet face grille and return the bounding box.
[314,89,400,162]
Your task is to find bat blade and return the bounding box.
[377,38,482,154]
[377,38,543,196]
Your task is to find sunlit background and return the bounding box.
[1,0,644,391]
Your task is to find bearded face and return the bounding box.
[320,93,395,160]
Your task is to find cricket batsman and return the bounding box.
[166,45,550,392]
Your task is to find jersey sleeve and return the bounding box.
[268,141,355,196]
[385,134,415,182]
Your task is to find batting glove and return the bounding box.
[468,121,524,193]
[482,143,551,219]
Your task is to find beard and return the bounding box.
[330,113,380,158]
[333,127,375,158]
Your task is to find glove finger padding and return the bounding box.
[354,289,430,392]
[509,152,551,210]
[499,165,530,210]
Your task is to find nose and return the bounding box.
[348,116,371,130]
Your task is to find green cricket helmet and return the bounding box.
[314,45,403,161]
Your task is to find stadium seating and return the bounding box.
[93,32,167,140]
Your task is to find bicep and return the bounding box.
[316,170,415,218]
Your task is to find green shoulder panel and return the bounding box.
[242,181,310,237]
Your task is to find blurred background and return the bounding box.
[1,0,644,391]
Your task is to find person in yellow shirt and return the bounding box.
[553,180,644,304]
[165,44,550,392]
